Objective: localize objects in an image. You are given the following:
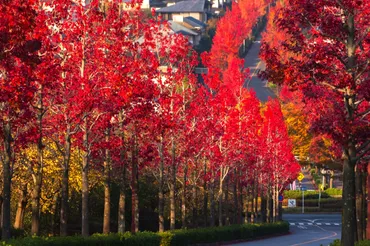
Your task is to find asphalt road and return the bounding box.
[230,214,341,246]
[243,36,275,102]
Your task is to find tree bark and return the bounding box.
[169,137,176,230]
[158,134,165,232]
[81,117,89,237]
[1,121,12,240]
[60,126,71,236]
[341,145,357,245]
[192,181,198,228]
[356,166,364,240]
[209,181,215,227]
[51,191,59,236]
[203,160,208,227]
[14,184,27,229]
[218,173,223,227]
[131,130,139,233]
[181,165,187,229]
[103,129,111,234]
[118,111,126,233]
[31,86,44,236]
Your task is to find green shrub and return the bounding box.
[284,190,330,199]
[325,188,342,196]
[162,222,289,246]
[329,240,370,246]
[0,228,27,239]
[1,223,288,246]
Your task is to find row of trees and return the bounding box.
[0,0,299,240]
[260,0,370,245]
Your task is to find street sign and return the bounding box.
[278,194,284,202]
[301,186,307,191]
[288,199,296,207]
[297,172,305,181]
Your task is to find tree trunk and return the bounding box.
[356,166,364,241]
[366,163,370,240]
[81,117,89,237]
[237,172,243,224]
[250,185,255,223]
[2,121,12,240]
[118,111,126,233]
[14,184,27,229]
[60,128,71,236]
[341,146,357,245]
[181,165,187,229]
[158,134,165,232]
[51,191,59,236]
[261,196,267,223]
[103,129,111,234]
[169,137,176,230]
[218,172,223,227]
[254,179,259,222]
[32,88,44,236]
[233,174,237,224]
[224,176,229,225]
[131,131,139,233]
[209,181,215,227]
[203,160,208,227]
[192,182,198,228]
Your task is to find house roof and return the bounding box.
[156,0,205,13]
[168,21,198,36]
[183,16,207,28]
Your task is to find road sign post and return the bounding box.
[302,188,304,214]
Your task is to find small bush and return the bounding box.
[325,188,342,196]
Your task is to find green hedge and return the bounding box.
[284,190,330,199]
[1,222,289,246]
[325,188,342,196]
[160,222,289,246]
[1,232,161,246]
[329,239,370,246]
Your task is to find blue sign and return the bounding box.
[301,186,307,191]
[278,194,284,202]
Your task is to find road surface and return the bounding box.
[244,36,275,102]
[230,214,341,246]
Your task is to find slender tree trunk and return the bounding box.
[158,134,165,232]
[81,117,89,237]
[362,170,366,240]
[356,166,364,240]
[261,194,267,223]
[218,171,223,227]
[243,187,248,223]
[131,131,139,233]
[341,13,359,246]
[118,111,126,233]
[233,174,237,224]
[203,160,208,227]
[341,145,357,245]
[14,184,27,229]
[237,172,243,224]
[366,164,370,239]
[103,129,111,234]
[60,128,71,236]
[169,137,176,230]
[2,121,12,240]
[251,185,255,223]
[192,181,198,228]
[209,181,215,227]
[51,191,59,236]
[32,88,44,236]
[254,178,259,222]
[224,176,229,225]
[181,165,187,229]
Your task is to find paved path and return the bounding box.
[230,214,341,246]
[243,36,275,102]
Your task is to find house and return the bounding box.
[156,0,209,23]
[168,20,201,46]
